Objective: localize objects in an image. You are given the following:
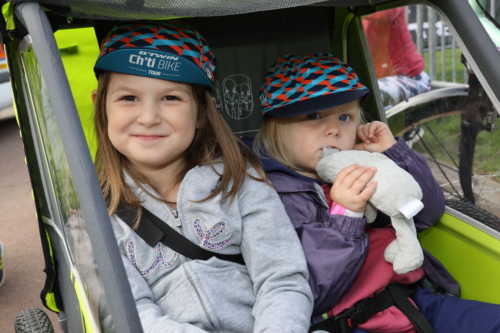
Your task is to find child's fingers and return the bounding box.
[367,123,377,140]
[356,126,370,144]
[359,180,378,200]
[357,123,378,144]
[334,164,361,183]
[349,166,377,193]
[365,122,382,143]
[338,166,375,189]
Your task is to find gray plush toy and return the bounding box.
[316,147,425,274]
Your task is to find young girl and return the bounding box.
[251,54,500,333]
[92,21,313,332]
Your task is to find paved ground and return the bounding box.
[426,157,500,218]
[0,118,61,332]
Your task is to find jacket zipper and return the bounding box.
[144,185,215,326]
[144,184,183,232]
[184,266,215,329]
[312,183,329,222]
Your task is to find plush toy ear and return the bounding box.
[321,146,340,158]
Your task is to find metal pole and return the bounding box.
[417,5,424,56]
[440,14,446,81]
[452,38,457,82]
[428,7,437,80]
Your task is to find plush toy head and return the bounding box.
[316,147,425,274]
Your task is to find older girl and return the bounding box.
[93,21,313,332]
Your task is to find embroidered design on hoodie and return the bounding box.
[193,219,235,250]
[127,241,178,276]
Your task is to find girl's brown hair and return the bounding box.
[94,72,267,226]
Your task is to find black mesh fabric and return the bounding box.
[8,0,391,20]
[185,6,334,136]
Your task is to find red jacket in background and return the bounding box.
[363,7,425,78]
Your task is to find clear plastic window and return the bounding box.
[363,5,500,218]
[19,40,110,332]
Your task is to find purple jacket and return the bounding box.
[243,137,460,316]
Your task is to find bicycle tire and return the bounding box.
[386,85,469,136]
[446,199,500,231]
[386,85,500,220]
[14,308,55,333]
[386,85,469,200]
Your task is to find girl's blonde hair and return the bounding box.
[94,72,267,225]
[253,116,297,171]
[253,103,366,171]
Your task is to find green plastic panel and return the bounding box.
[54,27,99,159]
[419,213,500,304]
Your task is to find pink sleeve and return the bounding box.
[330,202,347,216]
[330,202,365,218]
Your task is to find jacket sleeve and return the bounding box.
[278,191,369,316]
[382,137,445,231]
[238,171,314,333]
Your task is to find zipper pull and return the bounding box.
[172,209,181,227]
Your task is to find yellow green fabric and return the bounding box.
[70,270,99,332]
[2,3,15,32]
[44,287,59,313]
[54,28,99,159]
[419,212,500,304]
[43,229,60,312]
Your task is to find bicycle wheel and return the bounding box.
[445,199,500,231]
[386,86,500,218]
[14,308,55,333]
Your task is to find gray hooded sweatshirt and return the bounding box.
[110,164,313,333]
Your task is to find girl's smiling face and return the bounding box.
[103,72,200,173]
[280,100,359,180]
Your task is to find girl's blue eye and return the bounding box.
[339,114,351,121]
[307,113,321,120]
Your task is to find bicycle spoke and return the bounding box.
[424,157,459,173]
[421,123,460,169]
[473,149,500,174]
[415,125,464,200]
[387,87,500,218]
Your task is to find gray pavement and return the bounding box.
[0,118,61,332]
[425,156,500,218]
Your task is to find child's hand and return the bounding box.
[330,164,377,213]
[354,121,397,153]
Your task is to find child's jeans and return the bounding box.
[354,287,500,333]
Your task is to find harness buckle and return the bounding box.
[332,300,369,333]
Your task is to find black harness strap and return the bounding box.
[309,284,433,333]
[386,284,434,333]
[115,204,245,265]
[115,204,163,247]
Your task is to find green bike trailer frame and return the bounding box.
[3,4,142,333]
[1,0,500,332]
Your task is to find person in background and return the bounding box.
[362,7,430,147]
